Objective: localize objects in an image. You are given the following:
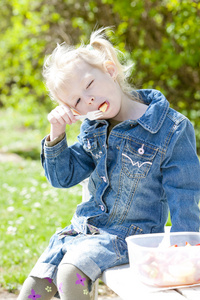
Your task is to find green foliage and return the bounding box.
[0,0,200,147]
[0,0,60,117]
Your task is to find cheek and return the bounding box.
[108,103,121,116]
[77,106,88,115]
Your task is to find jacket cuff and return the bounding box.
[45,133,66,147]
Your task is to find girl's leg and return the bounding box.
[17,276,57,300]
[57,263,91,300]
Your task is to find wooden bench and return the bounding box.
[81,180,200,300]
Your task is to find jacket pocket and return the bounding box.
[122,139,157,179]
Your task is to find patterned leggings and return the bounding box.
[17,264,91,300]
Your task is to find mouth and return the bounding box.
[98,101,109,112]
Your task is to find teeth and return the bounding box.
[99,102,108,112]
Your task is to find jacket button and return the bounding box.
[101,176,107,182]
[99,205,105,211]
[87,139,91,149]
[130,123,137,127]
[138,144,145,155]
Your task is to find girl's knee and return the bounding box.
[57,263,91,300]
[17,276,57,300]
[57,263,90,286]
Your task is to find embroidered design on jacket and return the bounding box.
[122,153,152,168]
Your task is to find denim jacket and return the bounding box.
[41,89,200,239]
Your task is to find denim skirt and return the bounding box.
[29,224,129,286]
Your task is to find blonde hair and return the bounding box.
[43,27,137,104]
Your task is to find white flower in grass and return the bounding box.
[33,202,41,208]
[7,206,15,212]
[29,225,35,230]
[6,226,17,235]
[30,187,36,193]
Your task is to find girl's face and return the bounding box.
[58,59,123,119]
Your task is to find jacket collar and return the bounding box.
[82,89,169,134]
[136,89,169,134]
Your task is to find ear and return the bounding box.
[103,60,118,79]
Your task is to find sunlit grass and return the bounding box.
[0,108,81,292]
[0,159,81,291]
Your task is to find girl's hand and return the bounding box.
[47,105,77,141]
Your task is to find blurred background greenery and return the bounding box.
[0,0,199,293]
[0,0,200,149]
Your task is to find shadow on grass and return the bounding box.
[13,148,41,160]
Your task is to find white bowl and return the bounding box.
[126,232,200,287]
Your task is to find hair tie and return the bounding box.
[86,45,94,51]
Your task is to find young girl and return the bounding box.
[18,28,200,300]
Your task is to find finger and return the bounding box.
[62,105,78,123]
[54,106,74,124]
[55,105,78,125]
[47,112,59,124]
[53,109,69,125]
[48,105,77,125]
[48,109,66,125]
[60,105,77,123]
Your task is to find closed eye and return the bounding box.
[75,98,81,107]
[87,80,94,89]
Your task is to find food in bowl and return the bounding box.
[126,232,200,287]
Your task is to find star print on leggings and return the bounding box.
[75,273,86,286]
[83,289,89,295]
[58,282,63,294]
[45,277,53,284]
[28,289,41,299]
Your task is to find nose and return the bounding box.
[85,96,95,105]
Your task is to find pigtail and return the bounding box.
[89,28,124,78]
[89,28,117,61]
[88,27,135,98]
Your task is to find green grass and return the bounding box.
[0,108,81,292]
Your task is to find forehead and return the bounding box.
[57,60,98,104]
[69,59,95,81]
